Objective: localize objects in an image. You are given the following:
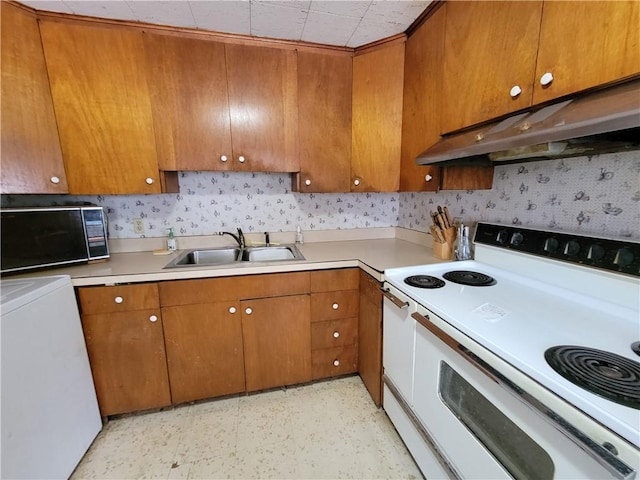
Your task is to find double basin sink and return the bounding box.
[164,244,305,268]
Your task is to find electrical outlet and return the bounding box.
[133,218,145,235]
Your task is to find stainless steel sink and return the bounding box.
[164,245,304,268]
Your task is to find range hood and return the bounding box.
[416,79,640,167]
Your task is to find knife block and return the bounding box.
[432,227,456,260]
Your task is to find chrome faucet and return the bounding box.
[218,228,245,248]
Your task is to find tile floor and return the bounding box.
[71,375,423,479]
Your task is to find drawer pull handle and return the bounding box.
[114,296,124,304]
[332,303,339,310]
[245,307,253,315]
[229,307,237,314]
[333,359,340,367]
[149,315,158,323]
[333,331,340,338]
[381,288,409,309]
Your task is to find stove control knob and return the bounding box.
[613,247,634,268]
[543,237,559,253]
[496,230,509,244]
[587,244,605,262]
[510,232,524,246]
[563,240,580,257]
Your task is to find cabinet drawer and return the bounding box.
[311,290,359,322]
[312,345,358,380]
[310,268,359,292]
[311,318,358,350]
[78,283,159,314]
[237,271,310,299]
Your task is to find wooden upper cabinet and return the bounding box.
[352,41,404,192]
[225,44,299,172]
[533,1,640,104]
[442,1,543,134]
[1,3,67,194]
[296,51,352,193]
[39,20,168,194]
[143,33,232,171]
[400,6,445,192]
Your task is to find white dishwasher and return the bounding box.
[1,275,101,479]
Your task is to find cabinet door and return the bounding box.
[225,44,298,172]
[241,294,311,391]
[143,33,233,171]
[162,302,245,404]
[352,42,404,192]
[1,3,67,194]
[358,270,382,406]
[441,1,543,133]
[40,20,163,194]
[81,309,171,416]
[400,6,444,192]
[533,1,640,104]
[296,51,352,192]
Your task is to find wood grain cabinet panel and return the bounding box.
[1,3,67,194]
[225,44,298,173]
[310,290,359,322]
[310,268,359,292]
[162,302,245,404]
[241,294,312,391]
[295,51,352,192]
[533,1,640,104]
[39,20,171,194]
[143,33,232,171]
[442,1,543,133]
[358,270,382,406]
[400,5,444,193]
[311,318,358,350]
[312,345,358,380]
[78,283,170,416]
[352,42,404,192]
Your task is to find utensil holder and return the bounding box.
[432,240,454,260]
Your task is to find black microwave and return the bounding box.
[1,206,109,275]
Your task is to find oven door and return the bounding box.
[412,307,635,480]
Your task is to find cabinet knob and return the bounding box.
[220,155,228,162]
[509,85,522,98]
[238,155,246,163]
[353,178,360,187]
[114,296,124,304]
[332,303,339,310]
[305,179,311,186]
[540,72,554,86]
[50,176,60,184]
[145,177,154,185]
[229,306,237,314]
[245,307,253,315]
[333,331,340,338]
[425,174,433,182]
[333,359,340,367]
[149,315,158,323]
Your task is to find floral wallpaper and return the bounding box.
[2,151,638,240]
[399,151,640,239]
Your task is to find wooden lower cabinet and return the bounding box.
[358,270,383,407]
[81,309,171,416]
[241,294,312,391]
[161,302,245,404]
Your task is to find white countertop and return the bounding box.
[13,238,442,286]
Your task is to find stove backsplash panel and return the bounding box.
[2,151,638,240]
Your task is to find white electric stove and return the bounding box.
[382,222,640,479]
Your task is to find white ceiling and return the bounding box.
[20,0,433,47]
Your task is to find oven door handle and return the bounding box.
[412,312,637,480]
[381,288,409,309]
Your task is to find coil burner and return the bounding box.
[545,345,640,409]
[404,275,445,289]
[442,270,497,287]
